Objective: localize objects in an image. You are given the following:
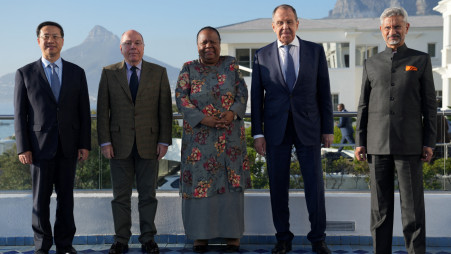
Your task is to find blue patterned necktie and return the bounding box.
[283,45,296,92]
[50,63,61,101]
[130,66,139,103]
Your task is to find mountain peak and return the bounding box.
[84,25,118,43]
[327,0,440,18]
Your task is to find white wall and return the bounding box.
[221,24,443,112]
[1,191,451,238]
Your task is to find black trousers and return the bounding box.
[266,116,326,243]
[31,144,77,251]
[368,154,425,254]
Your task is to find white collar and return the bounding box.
[277,37,300,48]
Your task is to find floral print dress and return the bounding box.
[175,56,251,199]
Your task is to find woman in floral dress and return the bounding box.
[175,26,250,253]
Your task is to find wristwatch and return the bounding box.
[229,110,237,120]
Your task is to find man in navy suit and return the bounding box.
[14,21,91,254]
[251,5,333,254]
[336,104,355,152]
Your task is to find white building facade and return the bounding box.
[434,0,451,110]
[218,16,443,112]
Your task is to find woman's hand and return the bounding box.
[200,116,226,128]
[219,111,235,126]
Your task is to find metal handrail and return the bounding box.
[3,110,451,148]
[2,110,451,120]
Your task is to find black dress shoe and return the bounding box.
[311,241,331,254]
[109,242,129,254]
[141,239,159,254]
[272,240,292,254]
[56,246,77,254]
[224,244,240,253]
[35,249,49,254]
[192,245,208,253]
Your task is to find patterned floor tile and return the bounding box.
[1,245,451,254]
[352,250,370,254]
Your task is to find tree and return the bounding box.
[0,144,31,190]
[289,161,303,189]
[324,156,353,189]
[351,159,370,189]
[422,160,447,190]
[74,118,111,189]
[172,119,183,138]
[245,125,270,189]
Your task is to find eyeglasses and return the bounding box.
[121,41,144,47]
[39,34,63,41]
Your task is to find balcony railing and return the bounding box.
[1,111,451,191]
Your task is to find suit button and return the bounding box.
[390,111,395,115]
[391,83,395,86]
[390,97,394,101]
[391,69,396,73]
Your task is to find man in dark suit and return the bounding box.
[355,7,436,254]
[14,21,91,254]
[336,104,355,152]
[97,30,172,254]
[251,4,334,254]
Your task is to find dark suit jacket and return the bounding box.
[97,60,172,159]
[355,44,436,155]
[251,37,334,146]
[14,59,91,159]
[337,109,354,137]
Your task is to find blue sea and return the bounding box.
[0,120,15,140]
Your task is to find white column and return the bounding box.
[434,0,451,110]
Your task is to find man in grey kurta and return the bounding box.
[354,7,436,254]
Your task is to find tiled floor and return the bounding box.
[2,244,451,254]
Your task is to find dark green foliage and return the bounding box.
[0,144,31,190]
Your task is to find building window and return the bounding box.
[236,48,257,76]
[332,94,339,110]
[428,43,436,57]
[356,45,378,66]
[320,43,350,68]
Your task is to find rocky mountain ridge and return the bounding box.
[0,26,179,114]
[327,0,440,18]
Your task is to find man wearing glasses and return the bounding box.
[97,30,172,254]
[14,21,91,254]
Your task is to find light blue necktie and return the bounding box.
[283,45,296,92]
[50,63,61,101]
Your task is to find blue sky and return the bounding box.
[0,0,336,77]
